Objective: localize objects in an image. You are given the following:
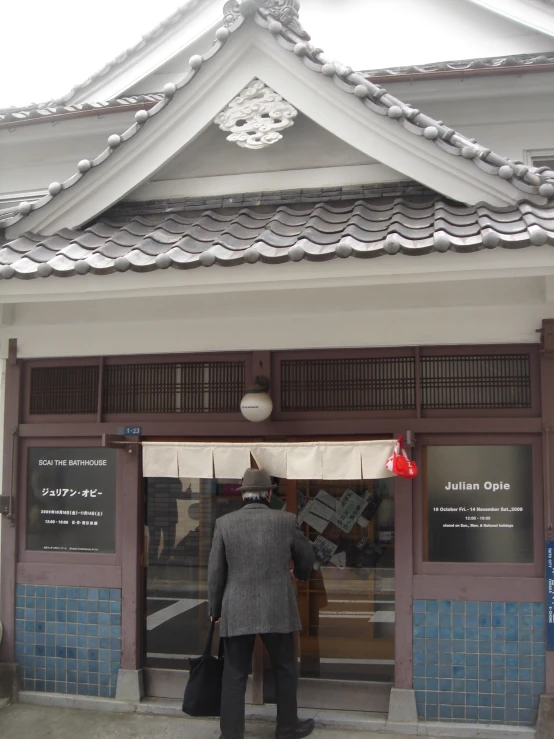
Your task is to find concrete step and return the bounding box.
[16,692,536,738]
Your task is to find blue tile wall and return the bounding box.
[413,600,545,726]
[15,585,121,698]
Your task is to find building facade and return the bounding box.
[1,0,554,734]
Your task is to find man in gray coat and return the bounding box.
[208,468,315,739]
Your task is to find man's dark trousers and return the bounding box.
[220,632,297,739]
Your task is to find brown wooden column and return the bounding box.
[540,324,554,694]
[394,472,414,689]
[118,441,142,671]
[0,340,21,664]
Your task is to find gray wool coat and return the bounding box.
[207,503,315,638]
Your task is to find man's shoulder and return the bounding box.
[266,508,297,529]
[216,508,244,527]
[279,510,296,524]
[259,507,296,521]
[218,507,296,526]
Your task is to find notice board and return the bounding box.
[546,540,554,652]
[425,445,533,563]
[27,447,117,553]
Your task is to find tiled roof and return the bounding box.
[6,52,554,127]
[0,95,162,125]
[4,1,554,233]
[364,52,554,79]
[1,193,553,280]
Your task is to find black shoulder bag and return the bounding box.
[182,620,224,717]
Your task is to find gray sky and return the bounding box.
[1,0,183,108]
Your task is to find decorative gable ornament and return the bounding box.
[223,0,309,39]
[214,79,297,149]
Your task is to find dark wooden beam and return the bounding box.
[540,338,554,694]
[0,339,20,662]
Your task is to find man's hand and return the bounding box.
[210,616,221,624]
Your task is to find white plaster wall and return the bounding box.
[120,84,554,200]
[1,299,551,360]
[5,89,553,201]
[127,82,554,199]
[152,113,374,180]
[0,112,136,196]
[1,265,553,359]
[136,101,554,198]
[390,84,554,164]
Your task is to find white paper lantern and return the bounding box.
[240,391,273,423]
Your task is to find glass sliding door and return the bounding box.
[144,476,242,669]
[143,468,395,712]
[264,477,395,711]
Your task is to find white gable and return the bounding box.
[4,1,554,241]
[127,109,403,202]
[154,112,374,177]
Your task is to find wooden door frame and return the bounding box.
[141,432,402,706]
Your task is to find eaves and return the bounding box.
[5,53,554,132]
[374,67,554,106]
[368,60,554,85]
[465,0,554,38]
[0,99,159,132]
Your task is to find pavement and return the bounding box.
[0,703,419,739]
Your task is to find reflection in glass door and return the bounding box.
[264,477,395,711]
[144,477,242,669]
[144,472,394,711]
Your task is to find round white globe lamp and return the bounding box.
[240,376,273,422]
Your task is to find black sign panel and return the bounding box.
[547,541,554,651]
[426,445,533,563]
[27,448,117,553]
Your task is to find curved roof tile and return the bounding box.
[1,194,554,280]
[0,94,162,125]
[363,52,554,79]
